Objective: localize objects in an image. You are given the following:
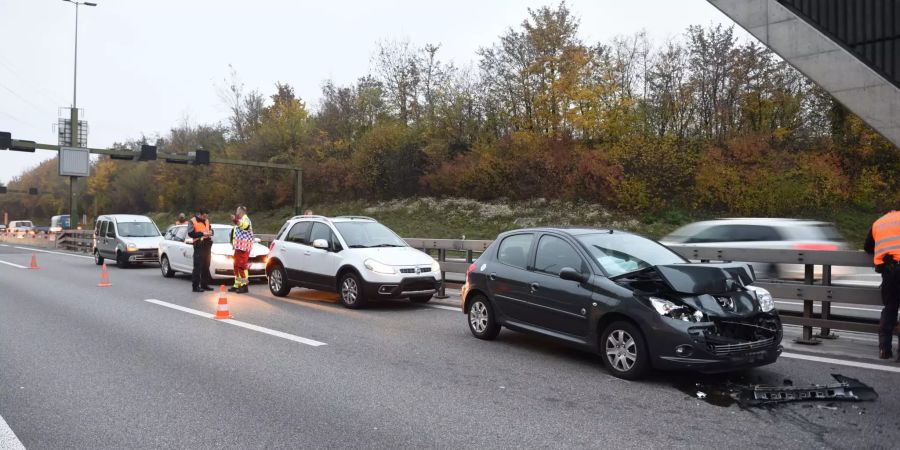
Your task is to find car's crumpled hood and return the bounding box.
[652,263,755,295]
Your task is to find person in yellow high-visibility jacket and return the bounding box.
[229,206,254,293]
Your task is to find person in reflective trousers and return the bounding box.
[187,208,214,293]
[864,209,900,361]
[229,206,254,294]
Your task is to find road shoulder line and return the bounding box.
[781,352,900,374]
[0,413,26,450]
[0,260,28,269]
[144,299,326,347]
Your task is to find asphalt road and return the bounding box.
[1,244,899,449]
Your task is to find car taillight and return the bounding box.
[466,262,476,281]
[793,243,839,251]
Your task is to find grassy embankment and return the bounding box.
[147,198,878,249]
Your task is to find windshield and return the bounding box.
[576,233,686,277]
[117,221,160,238]
[212,227,232,244]
[17,221,34,228]
[334,221,406,248]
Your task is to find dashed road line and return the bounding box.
[0,413,26,450]
[12,246,93,260]
[781,352,900,374]
[0,260,28,269]
[145,299,326,347]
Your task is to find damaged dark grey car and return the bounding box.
[460,228,783,380]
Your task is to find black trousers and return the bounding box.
[192,244,213,289]
[880,265,900,350]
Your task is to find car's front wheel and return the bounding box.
[115,251,129,268]
[267,263,291,297]
[160,255,175,278]
[93,249,104,266]
[339,272,367,309]
[467,295,500,340]
[600,321,649,380]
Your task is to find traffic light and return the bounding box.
[28,188,38,195]
[139,144,157,161]
[0,132,10,150]
[10,139,36,152]
[193,149,210,165]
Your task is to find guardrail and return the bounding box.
[44,230,881,341]
[404,239,881,343]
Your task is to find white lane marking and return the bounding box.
[0,413,26,450]
[12,246,93,260]
[426,304,462,312]
[144,299,326,347]
[781,352,900,374]
[0,260,28,269]
[775,300,882,313]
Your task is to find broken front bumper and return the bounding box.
[650,313,783,373]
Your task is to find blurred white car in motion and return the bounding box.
[661,218,854,280]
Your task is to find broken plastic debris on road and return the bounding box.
[675,374,878,408]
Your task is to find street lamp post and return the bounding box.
[62,0,96,229]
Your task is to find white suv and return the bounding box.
[266,215,442,308]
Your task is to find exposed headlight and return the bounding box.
[126,243,138,252]
[364,259,396,274]
[649,297,706,322]
[748,286,775,312]
[431,260,441,273]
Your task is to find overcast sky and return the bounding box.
[0,0,746,184]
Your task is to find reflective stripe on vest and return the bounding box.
[233,215,254,252]
[872,211,900,265]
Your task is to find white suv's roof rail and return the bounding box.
[334,215,377,221]
[289,215,331,221]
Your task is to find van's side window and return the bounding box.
[106,222,116,238]
[99,221,108,237]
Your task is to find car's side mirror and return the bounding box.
[313,239,330,250]
[559,267,588,283]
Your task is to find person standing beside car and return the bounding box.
[175,213,188,226]
[187,208,214,292]
[229,206,253,294]
[864,210,900,360]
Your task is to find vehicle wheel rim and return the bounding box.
[469,301,488,333]
[605,329,637,372]
[161,257,169,275]
[342,277,358,304]
[270,268,283,292]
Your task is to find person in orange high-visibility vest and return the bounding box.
[187,208,214,293]
[864,210,900,360]
[229,206,253,294]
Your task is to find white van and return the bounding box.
[92,215,163,267]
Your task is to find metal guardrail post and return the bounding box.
[435,248,448,299]
[466,250,473,263]
[795,263,821,345]
[816,264,837,339]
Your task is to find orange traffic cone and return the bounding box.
[29,253,38,270]
[213,285,232,320]
[98,263,112,287]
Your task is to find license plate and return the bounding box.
[250,263,264,270]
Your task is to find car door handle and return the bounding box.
[489,272,496,281]
[530,282,540,293]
